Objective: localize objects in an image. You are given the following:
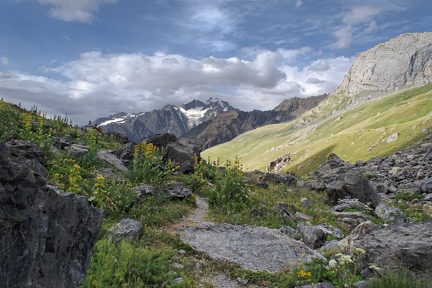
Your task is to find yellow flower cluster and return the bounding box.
[22,114,33,129]
[69,163,83,192]
[297,270,312,279]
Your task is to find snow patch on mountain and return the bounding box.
[99,113,136,126]
[179,106,209,128]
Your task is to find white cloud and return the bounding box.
[38,0,117,23]
[331,27,353,49]
[364,20,377,33]
[342,5,382,25]
[1,57,8,65]
[296,0,303,8]
[0,50,353,125]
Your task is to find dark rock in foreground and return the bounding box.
[0,140,103,288]
[163,137,201,173]
[349,220,432,284]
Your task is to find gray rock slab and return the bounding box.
[181,223,324,273]
[97,150,128,172]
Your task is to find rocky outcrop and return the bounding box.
[162,137,201,174]
[349,221,432,284]
[309,154,379,208]
[181,222,324,273]
[335,32,432,97]
[266,154,291,173]
[0,140,103,288]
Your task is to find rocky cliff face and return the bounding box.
[335,32,432,97]
[0,140,103,288]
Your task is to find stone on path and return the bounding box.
[181,222,324,273]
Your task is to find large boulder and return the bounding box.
[143,133,177,149]
[325,170,379,208]
[0,140,103,288]
[349,221,432,284]
[313,154,379,208]
[162,137,201,174]
[181,223,324,273]
[113,142,135,168]
[297,223,328,249]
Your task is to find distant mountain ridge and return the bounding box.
[185,95,327,149]
[93,98,234,143]
[93,95,327,147]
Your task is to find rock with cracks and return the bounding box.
[162,137,201,174]
[349,220,432,284]
[181,223,324,273]
[0,140,103,288]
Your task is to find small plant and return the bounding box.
[126,141,175,185]
[206,157,250,211]
[395,190,423,202]
[369,268,428,288]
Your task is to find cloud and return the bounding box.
[175,2,240,53]
[296,0,303,8]
[307,59,330,72]
[38,0,117,23]
[364,20,377,33]
[1,57,8,65]
[331,27,353,49]
[0,50,353,125]
[342,5,382,25]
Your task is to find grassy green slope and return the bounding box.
[202,83,432,176]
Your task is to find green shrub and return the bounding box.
[369,268,428,288]
[82,239,176,288]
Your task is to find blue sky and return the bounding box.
[0,0,431,125]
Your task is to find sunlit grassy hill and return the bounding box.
[202,83,432,176]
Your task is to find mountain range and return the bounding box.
[203,32,432,174]
[94,95,327,148]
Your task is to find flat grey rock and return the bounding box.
[181,223,324,273]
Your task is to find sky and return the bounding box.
[0,0,431,125]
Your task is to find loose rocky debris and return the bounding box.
[181,222,324,273]
[0,140,103,288]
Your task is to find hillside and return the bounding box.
[202,32,432,175]
[203,83,432,174]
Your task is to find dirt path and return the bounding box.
[166,197,262,288]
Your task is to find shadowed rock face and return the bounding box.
[0,140,103,288]
[336,32,432,97]
[350,221,432,284]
